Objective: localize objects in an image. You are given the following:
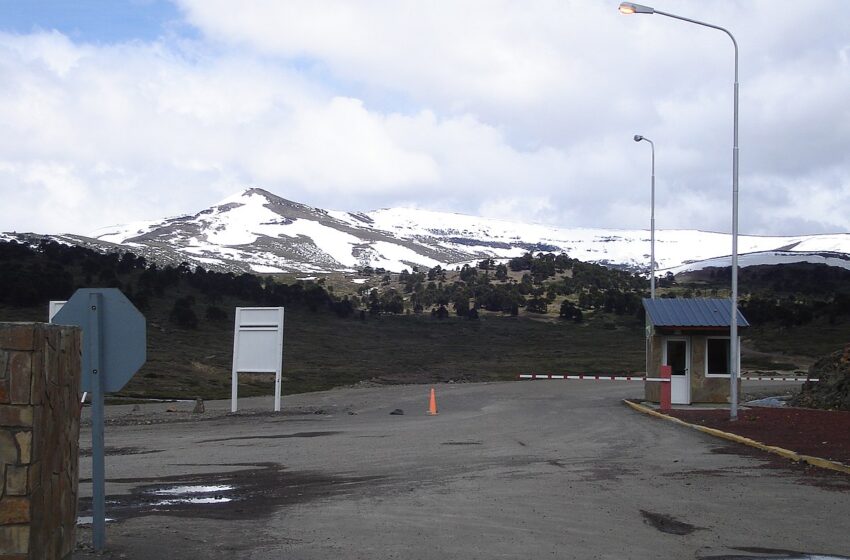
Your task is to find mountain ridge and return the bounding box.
[4,187,850,275]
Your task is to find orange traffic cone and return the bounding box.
[427,387,438,415]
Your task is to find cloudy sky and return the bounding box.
[1,1,848,237]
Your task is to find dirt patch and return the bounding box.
[85,406,331,428]
[572,461,637,482]
[667,467,743,479]
[708,443,850,492]
[666,406,850,466]
[639,509,699,535]
[198,431,342,443]
[79,447,162,458]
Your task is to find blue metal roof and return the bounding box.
[642,298,749,328]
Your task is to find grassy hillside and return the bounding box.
[1,294,646,400]
[2,240,847,400]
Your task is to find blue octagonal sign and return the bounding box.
[53,288,146,393]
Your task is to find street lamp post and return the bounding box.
[619,2,741,421]
[634,134,656,299]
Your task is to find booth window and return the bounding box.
[706,337,731,377]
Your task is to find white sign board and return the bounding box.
[48,300,67,322]
[231,307,284,412]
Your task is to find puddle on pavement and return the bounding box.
[745,396,790,408]
[199,431,341,444]
[149,485,234,505]
[640,509,699,535]
[77,462,382,523]
[152,484,233,495]
[700,547,850,559]
[152,496,233,506]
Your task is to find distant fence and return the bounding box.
[519,374,819,382]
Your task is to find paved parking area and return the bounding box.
[74,381,850,559]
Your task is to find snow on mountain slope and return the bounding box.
[89,220,162,243]
[87,189,448,273]
[667,251,850,274]
[41,187,850,274]
[345,206,844,273]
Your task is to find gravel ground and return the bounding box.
[72,381,850,559]
[666,406,850,465]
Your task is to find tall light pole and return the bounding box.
[634,134,656,299]
[619,2,740,420]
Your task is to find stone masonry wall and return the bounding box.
[0,323,81,560]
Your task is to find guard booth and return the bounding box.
[643,298,749,405]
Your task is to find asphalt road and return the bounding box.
[74,381,850,559]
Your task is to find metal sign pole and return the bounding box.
[53,287,146,552]
[274,308,284,412]
[231,308,241,413]
[88,293,106,551]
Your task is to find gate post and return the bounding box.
[660,365,672,412]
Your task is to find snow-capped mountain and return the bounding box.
[6,187,850,275]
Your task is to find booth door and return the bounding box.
[665,338,690,405]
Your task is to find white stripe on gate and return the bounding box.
[519,374,819,382]
[741,376,818,382]
[519,374,647,381]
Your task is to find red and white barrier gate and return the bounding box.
[740,376,819,382]
[659,365,672,412]
[519,374,818,382]
[519,374,649,381]
[518,372,672,410]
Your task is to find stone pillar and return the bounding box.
[0,323,81,560]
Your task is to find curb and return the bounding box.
[622,399,850,476]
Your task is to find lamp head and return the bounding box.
[618,2,655,14]
[634,135,644,142]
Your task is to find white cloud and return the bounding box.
[0,26,579,233]
[247,96,441,190]
[0,1,849,237]
[175,0,572,108]
[479,196,556,225]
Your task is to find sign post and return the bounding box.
[88,293,106,550]
[53,288,146,552]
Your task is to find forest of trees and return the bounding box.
[2,239,849,329]
[0,239,343,328]
[352,251,649,320]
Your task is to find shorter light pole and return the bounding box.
[634,134,656,299]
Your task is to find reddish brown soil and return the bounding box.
[666,406,850,466]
